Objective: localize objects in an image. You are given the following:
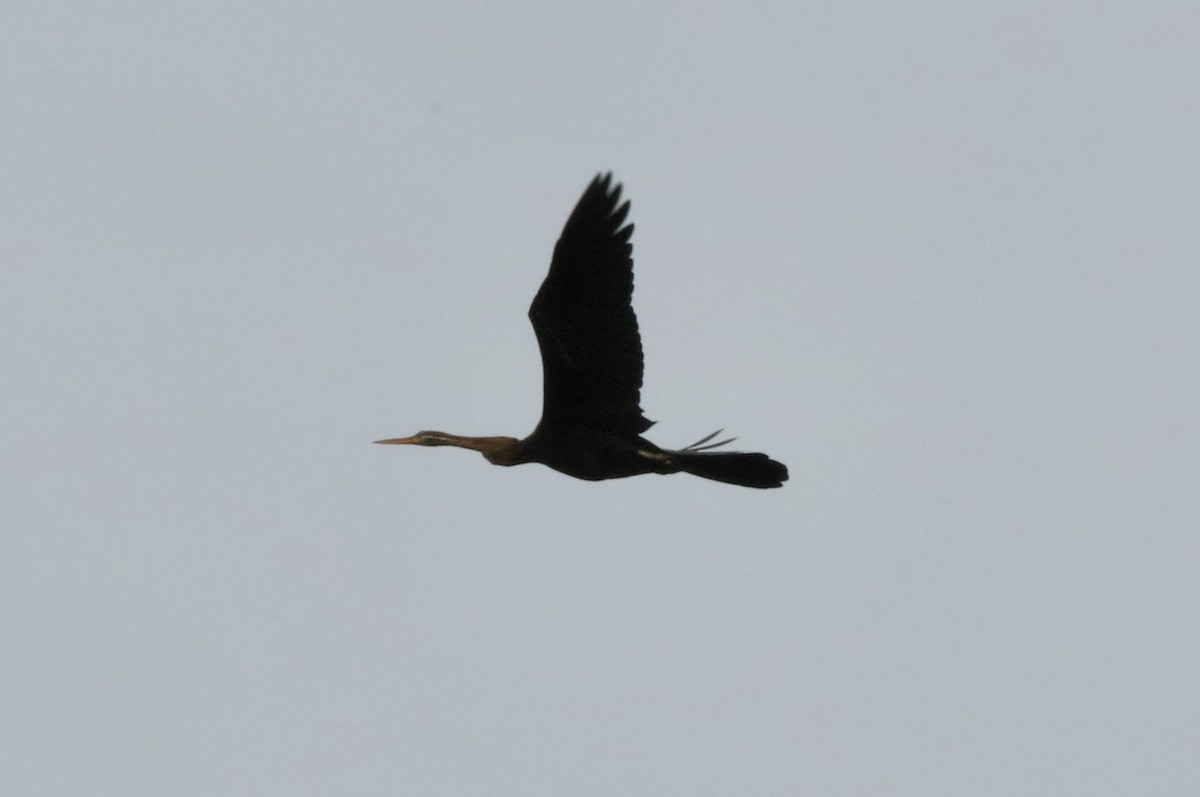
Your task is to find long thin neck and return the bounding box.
[420,432,524,466]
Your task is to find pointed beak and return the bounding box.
[374,436,420,445]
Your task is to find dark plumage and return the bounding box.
[377,174,788,489]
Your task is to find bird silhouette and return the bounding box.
[377,174,788,488]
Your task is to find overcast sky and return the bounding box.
[3,2,1198,795]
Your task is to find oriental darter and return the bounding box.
[376,174,788,489]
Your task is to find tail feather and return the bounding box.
[670,450,789,489]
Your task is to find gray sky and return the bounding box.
[3,2,1198,795]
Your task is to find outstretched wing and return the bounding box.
[528,173,653,435]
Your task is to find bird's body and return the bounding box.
[378,174,788,489]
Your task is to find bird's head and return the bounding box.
[374,431,448,447]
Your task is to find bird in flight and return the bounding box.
[377,174,788,488]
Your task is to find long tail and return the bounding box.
[666,430,789,489]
